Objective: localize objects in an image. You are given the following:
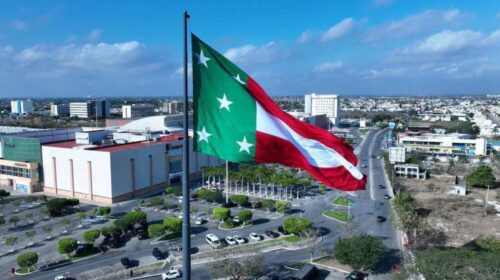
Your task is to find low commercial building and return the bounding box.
[122,104,155,119]
[398,133,487,156]
[394,164,427,180]
[42,132,222,204]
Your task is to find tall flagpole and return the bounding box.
[182,10,191,280]
[225,160,229,203]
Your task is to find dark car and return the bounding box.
[120,257,131,268]
[277,226,287,235]
[384,194,391,199]
[137,230,148,240]
[377,216,387,222]
[152,248,165,260]
[378,184,385,189]
[265,230,279,238]
[222,202,236,208]
[345,271,367,280]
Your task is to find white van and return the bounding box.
[206,234,221,248]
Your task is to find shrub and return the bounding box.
[16,252,38,268]
[275,201,289,214]
[465,165,496,188]
[283,217,312,235]
[238,210,253,223]
[97,207,111,216]
[212,207,231,221]
[222,218,234,229]
[163,217,182,234]
[165,187,175,194]
[57,238,78,257]
[334,234,386,270]
[148,224,166,237]
[83,229,101,245]
[262,199,275,211]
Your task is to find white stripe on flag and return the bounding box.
[256,103,363,180]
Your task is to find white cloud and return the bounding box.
[315,61,343,72]
[87,29,103,41]
[373,0,394,7]
[10,20,28,31]
[297,31,312,44]
[223,42,285,64]
[364,9,463,43]
[321,18,356,41]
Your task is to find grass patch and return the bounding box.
[287,262,306,270]
[158,232,182,241]
[284,235,302,243]
[220,222,236,229]
[359,129,368,135]
[324,210,351,222]
[332,196,351,207]
[16,266,36,274]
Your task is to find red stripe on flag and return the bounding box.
[246,77,358,166]
[255,132,366,191]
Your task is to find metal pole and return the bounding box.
[225,160,229,203]
[485,184,490,209]
[182,10,191,280]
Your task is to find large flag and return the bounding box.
[192,34,366,191]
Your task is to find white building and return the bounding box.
[394,164,427,180]
[398,133,487,156]
[10,100,33,115]
[304,93,340,125]
[389,147,407,164]
[70,100,110,119]
[122,104,155,119]
[50,103,70,117]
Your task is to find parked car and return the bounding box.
[384,194,391,199]
[55,276,75,280]
[361,164,367,168]
[162,267,182,279]
[152,248,165,260]
[265,230,279,238]
[225,236,237,246]
[178,212,184,219]
[377,216,387,223]
[379,184,386,189]
[206,234,221,248]
[120,257,132,268]
[137,230,148,240]
[249,232,262,241]
[345,270,368,280]
[232,216,240,223]
[277,226,288,235]
[234,235,246,244]
[195,217,204,225]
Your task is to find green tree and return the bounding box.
[238,209,253,224]
[393,192,417,213]
[212,207,231,221]
[262,199,275,211]
[163,217,182,234]
[46,198,79,216]
[334,234,386,270]
[283,217,312,235]
[97,206,111,216]
[230,195,249,207]
[0,189,10,202]
[465,165,496,188]
[9,215,20,227]
[16,252,38,270]
[83,229,101,245]
[100,226,121,237]
[114,210,148,231]
[57,238,78,258]
[25,231,36,243]
[275,201,289,214]
[5,236,18,251]
[148,224,166,237]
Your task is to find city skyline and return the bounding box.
[1,0,500,97]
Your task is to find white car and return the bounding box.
[55,276,72,280]
[232,216,240,223]
[195,217,203,225]
[225,236,237,245]
[249,232,262,241]
[234,235,245,244]
[162,267,182,279]
[178,212,183,219]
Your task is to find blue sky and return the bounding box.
[1,0,499,97]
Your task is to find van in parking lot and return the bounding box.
[206,234,221,248]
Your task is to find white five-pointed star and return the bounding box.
[197,126,212,143]
[236,136,253,154]
[234,74,246,85]
[217,94,233,111]
[195,49,211,68]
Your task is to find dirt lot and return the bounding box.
[397,164,500,247]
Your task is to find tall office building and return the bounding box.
[122,104,155,119]
[70,100,110,119]
[10,100,33,115]
[50,103,70,117]
[304,93,340,125]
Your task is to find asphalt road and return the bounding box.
[3,127,400,280]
